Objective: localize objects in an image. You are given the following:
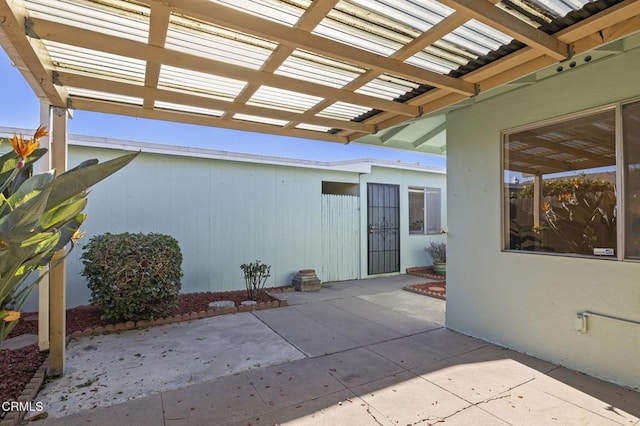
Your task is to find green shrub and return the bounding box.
[81,232,183,322]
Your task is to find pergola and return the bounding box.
[1,0,639,375]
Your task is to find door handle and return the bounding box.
[368,224,376,234]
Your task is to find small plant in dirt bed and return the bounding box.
[82,232,183,322]
[240,260,271,301]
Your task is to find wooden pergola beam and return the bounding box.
[70,98,349,143]
[146,0,476,96]
[438,0,569,60]
[30,18,420,118]
[57,72,375,133]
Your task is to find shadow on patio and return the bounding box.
[32,275,639,426]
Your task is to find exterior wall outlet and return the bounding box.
[574,314,587,333]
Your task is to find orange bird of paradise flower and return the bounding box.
[1,310,21,322]
[9,125,48,161]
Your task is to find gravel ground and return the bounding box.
[0,288,282,416]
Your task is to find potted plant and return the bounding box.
[425,241,446,276]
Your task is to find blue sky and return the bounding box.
[0,48,445,167]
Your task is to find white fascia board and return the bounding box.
[0,127,445,175]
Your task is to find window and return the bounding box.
[624,101,640,259]
[409,187,441,234]
[503,99,640,260]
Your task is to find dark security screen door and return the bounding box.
[367,183,400,274]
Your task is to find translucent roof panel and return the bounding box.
[407,43,475,73]
[25,0,149,43]
[247,86,323,113]
[43,41,146,83]
[313,0,454,57]
[158,65,247,100]
[530,0,591,17]
[275,50,364,89]
[154,101,224,117]
[442,19,513,57]
[166,15,276,70]
[210,0,309,27]
[67,87,142,106]
[498,0,594,29]
[355,74,421,100]
[232,114,289,127]
[313,17,402,57]
[3,0,632,148]
[295,123,333,132]
[346,0,454,30]
[317,102,372,121]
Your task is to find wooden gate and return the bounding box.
[321,194,359,282]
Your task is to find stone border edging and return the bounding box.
[65,288,294,339]
[0,359,49,426]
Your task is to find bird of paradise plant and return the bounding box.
[0,127,138,345]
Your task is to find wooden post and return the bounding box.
[533,174,543,232]
[48,107,68,377]
[37,103,52,352]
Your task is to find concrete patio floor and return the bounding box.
[32,275,639,425]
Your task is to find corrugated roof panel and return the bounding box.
[233,114,289,126]
[247,86,323,113]
[295,123,332,132]
[211,0,309,27]
[154,101,224,117]
[158,65,247,100]
[532,0,578,16]
[275,50,364,89]
[343,0,454,31]
[25,0,149,43]
[44,41,146,82]
[317,102,372,121]
[443,19,513,56]
[404,51,460,74]
[68,87,142,105]
[166,15,276,70]
[355,74,420,100]
[312,18,402,56]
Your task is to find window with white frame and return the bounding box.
[503,99,640,260]
[409,187,441,234]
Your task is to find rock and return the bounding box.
[241,301,257,306]
[0,334,38,350]
[208,300,235,309]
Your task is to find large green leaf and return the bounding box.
[7,171,55,209]
[0,187,51,234]
[38,195,87,231]
[45,151,138,210]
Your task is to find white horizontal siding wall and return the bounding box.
[60,146,357,307]
[0,136,445,310]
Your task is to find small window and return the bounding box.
[409,187,441,235]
